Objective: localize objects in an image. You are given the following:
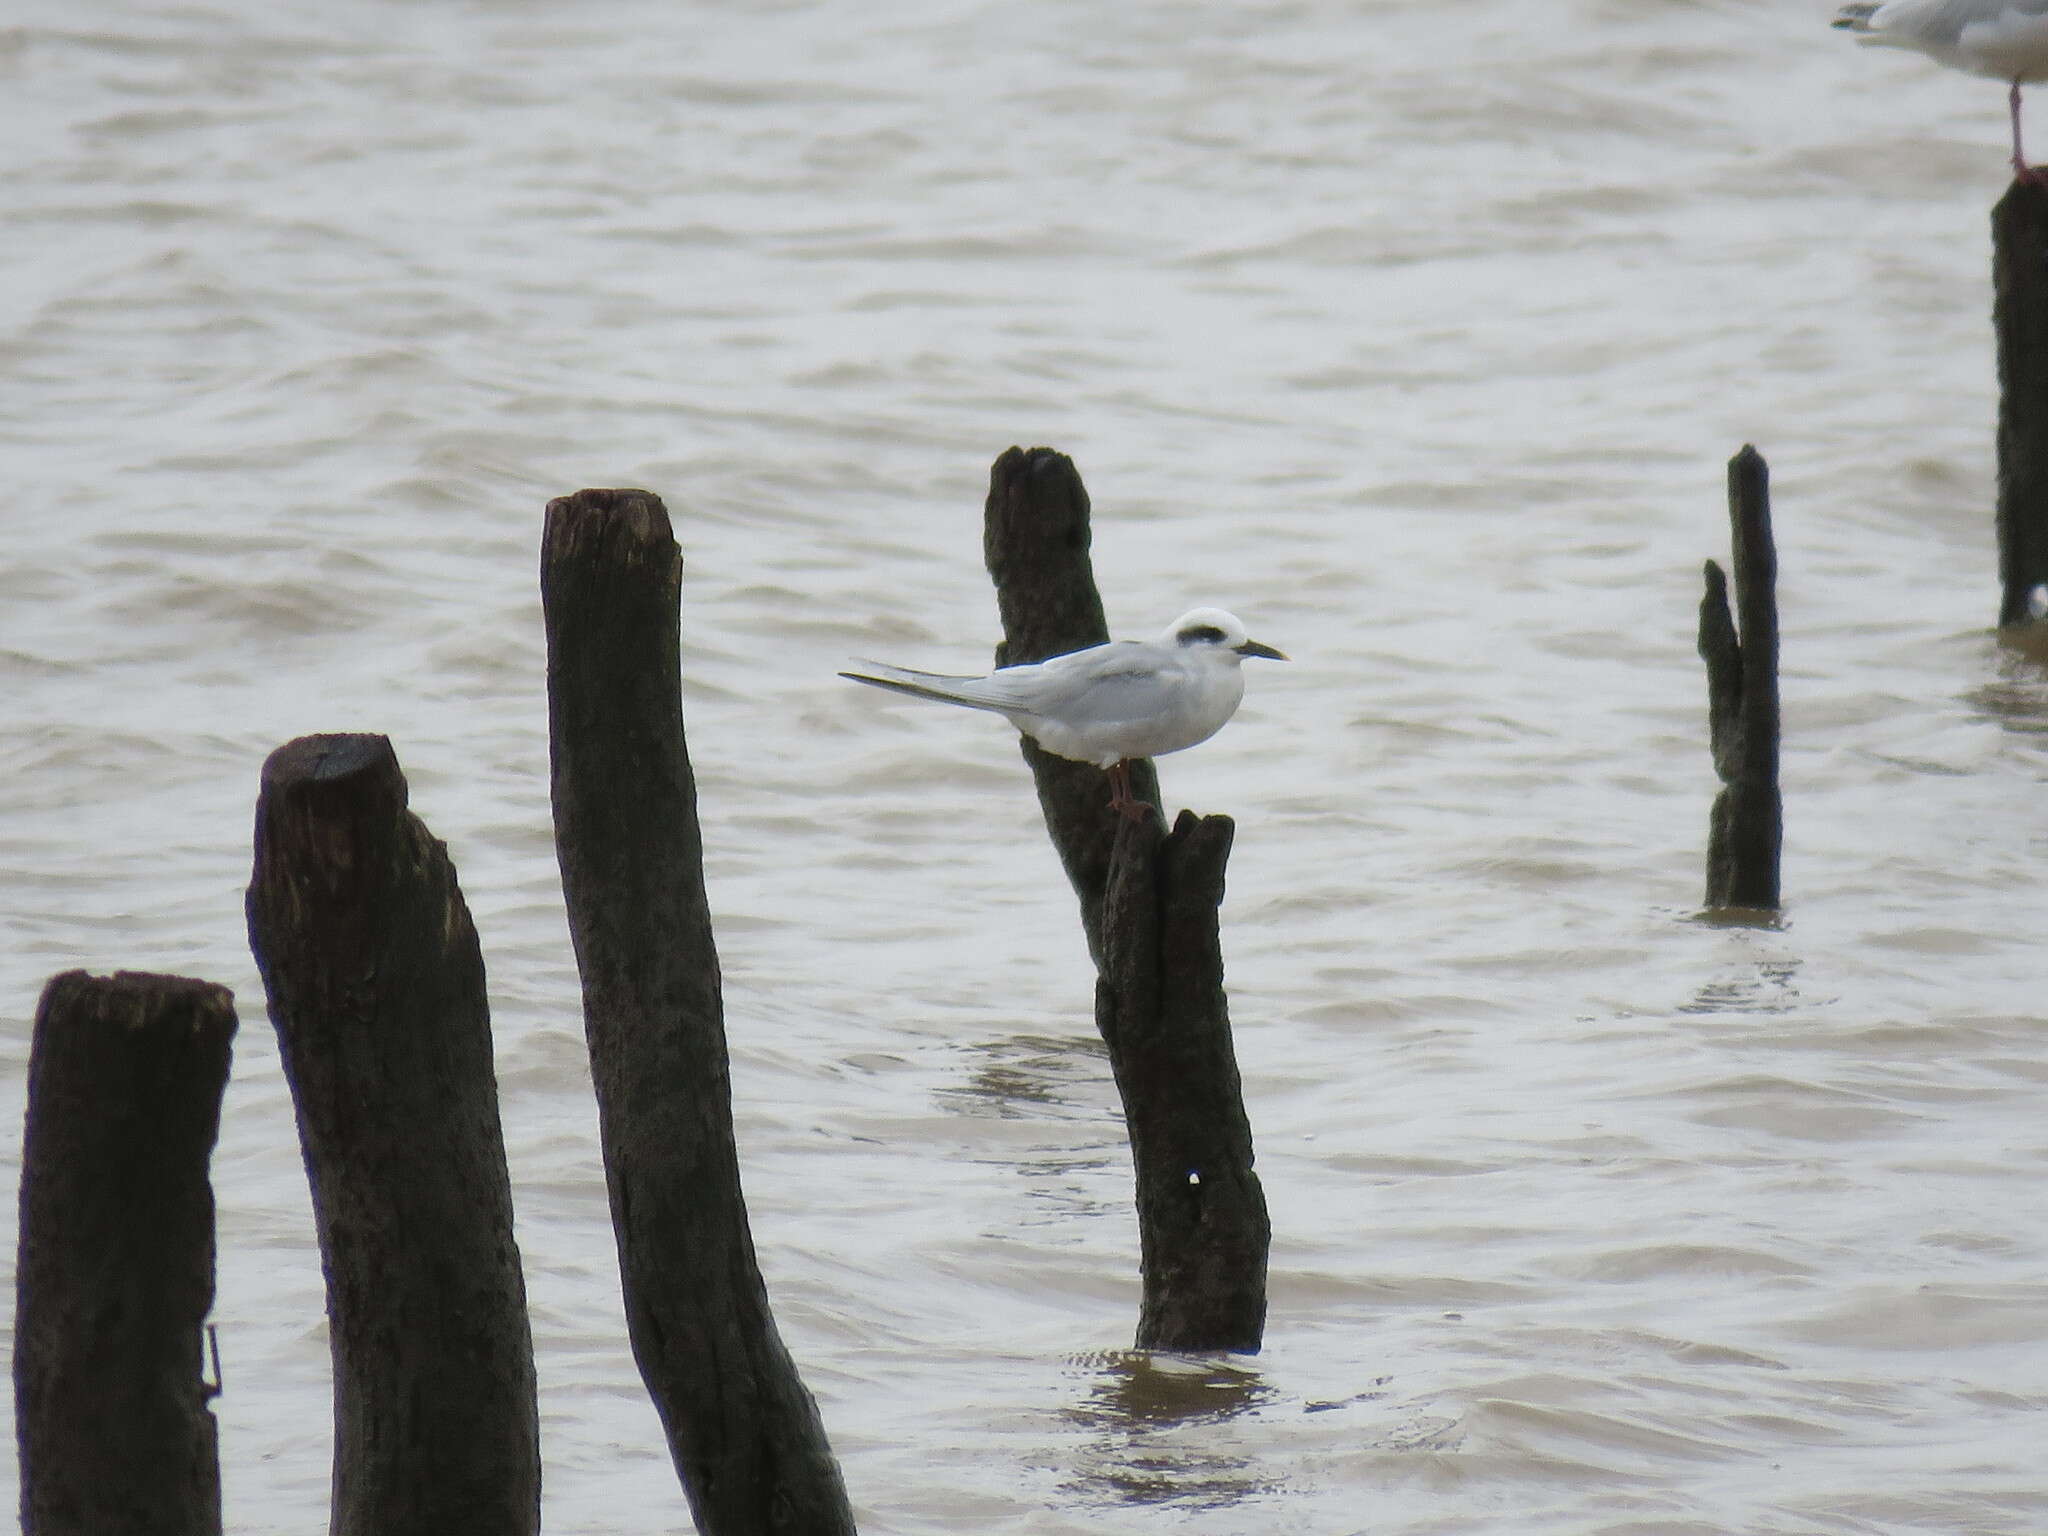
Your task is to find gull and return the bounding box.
[1832,0,2048,183]
[840,607,1287,820]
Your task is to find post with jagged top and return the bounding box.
[983,446,1269,1352]
[541,488,856,1535]
[246,733,541,1536]
[1697,445,1782,912]
[1993,177,2048,626]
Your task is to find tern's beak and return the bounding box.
[1235,639,1288,661]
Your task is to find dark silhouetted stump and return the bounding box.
[245,734,539,1536]
[983,447,1269,1353]
[1994,178,2048,627]
[16,970,234,1536]
[1697,446,1782,911]
[1098,814,1270,1352]
[541,489,855,1536]
[983,446,1160,964]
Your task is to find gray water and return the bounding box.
[5,0,2048,1530]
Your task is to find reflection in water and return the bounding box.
[1680,956,1804,1016]
[1688,904,1790,932]
[937,1033,1124,1229]
[1966,642,2048,735]
[934,1032,1111,1121]
[1059,1350,1276,1508]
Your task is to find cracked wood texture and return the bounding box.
[17,969,235,1536]
[541,488,854,1536]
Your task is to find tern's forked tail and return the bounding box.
[838,661,1017,715]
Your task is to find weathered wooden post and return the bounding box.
[983,446,1270,1353]
[1698,445,1783,911]
[983,445,1159,966]
[541,489,856,1536]
[16,970,235,1536]
[246,734,540,1536]
[1993,178,2048,626]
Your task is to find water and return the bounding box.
[5,0,2048,1529]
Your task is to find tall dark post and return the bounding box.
[540,489,856,1536]
[1098,815,1270,1352]
[246,734,540,1536]
[16,970,235,1536]
[983,446,1269,1353]
[984,446,1160,965]
[1993,178,2048,626]
[1698,445,1783,911]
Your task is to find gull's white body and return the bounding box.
[1834,0,2048,82]
[840,607,1285,770]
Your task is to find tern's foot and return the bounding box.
[1103,759,1157,822]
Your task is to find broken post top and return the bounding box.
[540,489,691,786]
[984,446,1111,668]
[542,488,680,576]
[37,968,237,1039]
[253,735,417,910]
[259,732,403,806]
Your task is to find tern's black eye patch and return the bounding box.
[1178,624,1229,646]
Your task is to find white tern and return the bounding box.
[841,607,1287,820]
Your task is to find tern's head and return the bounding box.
[1163,607,1288,663]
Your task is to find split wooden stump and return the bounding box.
[1697,445,1782,913]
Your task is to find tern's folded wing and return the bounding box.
[1018,657,1187,726]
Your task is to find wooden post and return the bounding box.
[540,489,856,1536]
[1698,445,1783,911]
[245,734,540,1536]
[1098,815,1270,1353]
[16,970,235,1536]
[983,447,1269,1353]
[983,446,1161,965]
[1993,179,2048,626]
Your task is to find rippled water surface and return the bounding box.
[6,0,2048,1530]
